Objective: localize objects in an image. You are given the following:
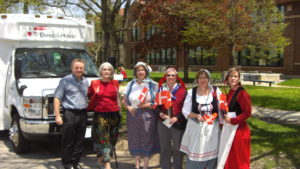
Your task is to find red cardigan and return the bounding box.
[88,79,119,112]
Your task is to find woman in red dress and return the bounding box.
[223,68,251,169]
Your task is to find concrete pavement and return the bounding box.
[251,106,300,126]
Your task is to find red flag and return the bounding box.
[219,94,228,112]
[203,113,218,125]
[138,87,149,103]
[154,90,172,109]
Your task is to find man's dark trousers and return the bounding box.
[61,109,87,167]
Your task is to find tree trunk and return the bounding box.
[183,43,189,82]
[118,43,126,66]
[230,43,236,66]
[102,28,111,62]
[23,2,29,14]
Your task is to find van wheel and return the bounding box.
[9,114,30,153]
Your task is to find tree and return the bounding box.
[43,0,132,64]
[0,0,43,14]
[181,0,289,66]
[136,0,289,78]
[135,0,192,81]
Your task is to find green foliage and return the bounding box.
[180,0,289,62]
[278,79,300,87]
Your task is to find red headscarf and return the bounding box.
[158,68,186,90]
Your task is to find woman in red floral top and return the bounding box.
[88,62,121,169]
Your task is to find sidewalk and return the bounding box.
[252,106,300,126]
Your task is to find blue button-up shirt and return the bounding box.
[54,74,89,109]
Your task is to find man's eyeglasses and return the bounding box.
[166,74,176,77]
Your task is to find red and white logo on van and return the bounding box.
[27,26,46,36]
[33,26,46,30]
[26,26,76,39]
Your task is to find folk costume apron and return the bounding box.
[180,86,220,162]
[217,87,244,169]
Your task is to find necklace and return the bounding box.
[197,86,211,114]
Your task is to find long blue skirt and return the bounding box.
[126,108,160,157]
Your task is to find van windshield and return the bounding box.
[15,48,98,78]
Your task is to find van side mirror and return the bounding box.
[15,58,22,80]
[15,58,27,96]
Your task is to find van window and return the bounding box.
[15,48,98,78]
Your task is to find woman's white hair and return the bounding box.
[98,62,114,80]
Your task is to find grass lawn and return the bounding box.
[277,79,300,87]
[243,85,300,111]
[249,117,300,169]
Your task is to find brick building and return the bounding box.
[122,0,300,75]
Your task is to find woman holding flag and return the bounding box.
[180,69,222,169]
[218,68,251,169]
[155,68,187,169]
[123,62,160,169]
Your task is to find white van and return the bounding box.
[0,14,98,153]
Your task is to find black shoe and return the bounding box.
[73,163,83,169]
[64,164,74,169]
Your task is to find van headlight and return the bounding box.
[23,97,43,118]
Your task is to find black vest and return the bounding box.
[228,87,244,116]
[191,86,218,116]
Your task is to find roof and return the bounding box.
[0,14,95,42]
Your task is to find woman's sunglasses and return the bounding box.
[166,74,176,77]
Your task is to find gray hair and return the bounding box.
[98,62,114,80]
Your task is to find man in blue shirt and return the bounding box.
[54,58,89,169]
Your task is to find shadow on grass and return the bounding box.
[251,95,300,111]
[248,118,300,168]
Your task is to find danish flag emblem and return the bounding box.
[154,90,172,109]
[203,113,218,125]
[219,93,228,112]
[138,87,149,103]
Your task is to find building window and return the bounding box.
[131,27,138,42]
[131,48,137,64]
[277,5,285,16]
[146,48,176,65]
[188,46,216,65]
[237,49,283,67]
[145,26,157,40]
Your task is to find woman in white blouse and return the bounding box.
[123,62,160,169]
[180,69,222,169]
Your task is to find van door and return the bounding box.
[5,56,13,108]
